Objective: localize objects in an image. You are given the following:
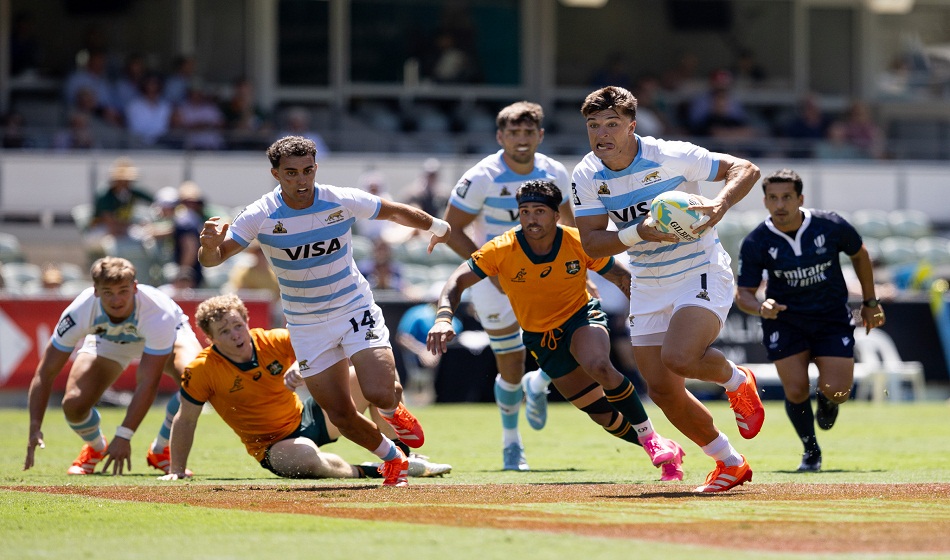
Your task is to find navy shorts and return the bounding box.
[761,313,855,362]
[260,397,336,474]
[522,298,609,378]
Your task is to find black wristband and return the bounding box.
[863,298,880,308]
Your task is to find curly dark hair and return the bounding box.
[266,136,317,168]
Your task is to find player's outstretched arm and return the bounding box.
[198,217,243,267]
[704,154,761,230]
[426,264,481,355]
[101,352,168,475]
[24,344,73,471]
[160,396,201,480]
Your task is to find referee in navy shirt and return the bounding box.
[735,168,886,472]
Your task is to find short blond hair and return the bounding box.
[194,294,249,336]
[90,257,136,286]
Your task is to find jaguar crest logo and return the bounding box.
[326,210,345,224]
[642,170,662,185]
[273,221,287,234]
[565,261,581,275]
[298,360,310,371]
[597,183,610,195]
[500,187,511,196]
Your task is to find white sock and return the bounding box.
[502,429,522,447]
[151,436,168,453]
[721,360,747,392]
[634,419,656,441]
[701,433,743,467]
[526,370,550,394]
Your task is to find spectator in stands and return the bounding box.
[158,266,198,298]
[89,157,154,242]
[221,77,272,150]
[147,186,179,265]
[735,168,885,473]
[840,100,886,159]
[172,181,209,288]
[353,170,395,241]
[53,112,97,151]
[427,32,480,84]
[357,238,406,294]
[113,53,148,114]
[71,86,124,144]
[813,121,868,160]
[171,85,225,150]
[39,264,66,294]
[403,158,449,220]
[277,106,330,158]
[630,74,672,137]
[64,50,120,125]
[694,89,757,141]
[125,73,173,147]
[731,48,767,89]
[163,55,197,106]
[783,94,832,159]
[686,69,749,136]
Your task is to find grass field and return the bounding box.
[3,399,950,559]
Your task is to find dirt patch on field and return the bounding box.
[12,483,950,554]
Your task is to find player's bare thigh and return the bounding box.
[814,355,855,402]
[349,346,401,410]
[62,353,125,421]
[774,351,813,402]
[661,305,724,373]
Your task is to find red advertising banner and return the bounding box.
[0,295,271,392]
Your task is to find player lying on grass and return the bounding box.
[159,294,450,481]
[427,179,685,481]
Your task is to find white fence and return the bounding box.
[1,151,949,225]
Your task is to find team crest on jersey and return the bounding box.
[814,234,827,254]
[273,221,288,234]
[500,186,511,196]
[768,247,779,260]
[455,179,471,199]
[639,170,664,186]
[486,313,501,323]
[56,315,76,337]
[267,361,283,376]
[298,360,310,371]
[122,324,138,336]
[182,368,192,387]
[229,377,244,393]
[364,329,379,341]
[94,325,107,336]
[325,210,345,224]
[511,269,527,282]
[565,261,581,275]
[597,183,610,195]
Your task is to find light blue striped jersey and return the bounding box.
[50,284,184,355]
[449,150,569,247]
[571,135,730,283]
[228,184,380,325]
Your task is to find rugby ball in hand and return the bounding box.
[650,191,710,242]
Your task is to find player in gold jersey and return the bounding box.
[427,180,685,480]
[159,294,450,481]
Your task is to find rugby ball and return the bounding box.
[650,191,710,242]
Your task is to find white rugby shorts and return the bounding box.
[469,279,518,331]
[628,266,734,344]
[289,303,392,376]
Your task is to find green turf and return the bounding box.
[3,399,950,559]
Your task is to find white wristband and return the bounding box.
[428,218,449,237]
[617,224,642,247]
[115,426,135,440]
